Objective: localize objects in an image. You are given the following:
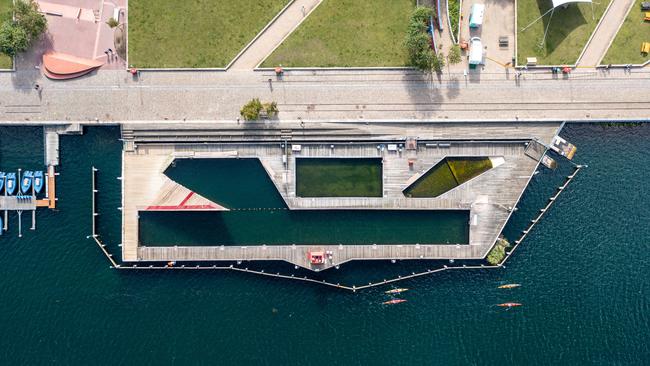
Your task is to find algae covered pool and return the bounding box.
[295,157,382,197]
[140,158,469,246]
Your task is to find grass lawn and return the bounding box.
[0,0,12,69]
[261,0,414,67]
[404,157,492,198]
[602,0,650,64]
[448,0,460,42]
[517,0,611,65]
[295,158,383,197]
[128,0,288,68]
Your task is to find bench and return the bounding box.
[641,42,650,55]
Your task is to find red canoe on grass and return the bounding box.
[383,299,407,305]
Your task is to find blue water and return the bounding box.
[0,124,648,365]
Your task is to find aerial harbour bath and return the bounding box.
[0,0,647,363]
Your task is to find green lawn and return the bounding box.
[128,0,288,68]
[517,0,611,65]
[295,158,383,197]
[261,0,414,67]
[602,0,650,64]
[0,0,12,69]
[404,157,492,198]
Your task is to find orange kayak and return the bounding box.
[498,284,521,289]
[497,302,522,308]
[383,299,407,305]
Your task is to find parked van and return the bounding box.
[469,4,485,28]
[469,37,483,67]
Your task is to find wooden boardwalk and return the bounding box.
[122,137,543,270]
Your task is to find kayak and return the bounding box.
[498,284,521,289]
[384,288,408,294]
[497,302,522,308]
[383,299,407,305]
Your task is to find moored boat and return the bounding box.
[497,302,522,308]
[385,288,409,294]
[382,299,407,305]
[498,284,521,289]
[21,171,33,194]
[0,172,5,192]
[33,171,44,194]
[0,217,2,235]
[5,173,16,195]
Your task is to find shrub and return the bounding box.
[106,17,120,29]
[240,99,279,121]
[448,44,461,65]
[486,238,511,265]
[0,22,29,56]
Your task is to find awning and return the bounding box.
[551,0,591,8]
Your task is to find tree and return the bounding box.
[240,98,263,121]
[448,45,461,65]
[240,99,279,120]
[13,0,46,40]
[405,6,443,73]
[0,21,29,57]
[432,52,445,73]
[0,0,46,58]
[106,17,120,29]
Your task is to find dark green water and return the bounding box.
[0,125,648,365]
[139,210,469,246]
[146,157,468,246]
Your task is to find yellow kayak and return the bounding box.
[498,284,521,289]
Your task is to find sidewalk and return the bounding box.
[578,0,636,66]
[229,0,321,69]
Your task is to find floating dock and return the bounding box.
[119,122,559,271]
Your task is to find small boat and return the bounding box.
[33,171,44,194]
[497,302,522,308]
[0,172,5,192]
[20,171,33,194]
[498,284,521,289]
[0,217,2,235]
[385,288,409,294]
[382,299,407,305]
[5,173,16,195]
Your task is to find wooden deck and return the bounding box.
[122,137,543,270]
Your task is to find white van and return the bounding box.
[469,4,485,28]
[469,37,483,66]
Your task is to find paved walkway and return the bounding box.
[1,67,650,122]
[229,0,322,69]
[578,0,636,66]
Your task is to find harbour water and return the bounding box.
[0,124,648,364]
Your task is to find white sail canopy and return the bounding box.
[551,0,592,8]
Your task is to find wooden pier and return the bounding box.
[121,137,545,270]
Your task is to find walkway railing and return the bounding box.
[90,163,584,291]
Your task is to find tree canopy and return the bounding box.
[0,0,47,57]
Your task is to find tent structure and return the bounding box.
[521,0,594,46]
